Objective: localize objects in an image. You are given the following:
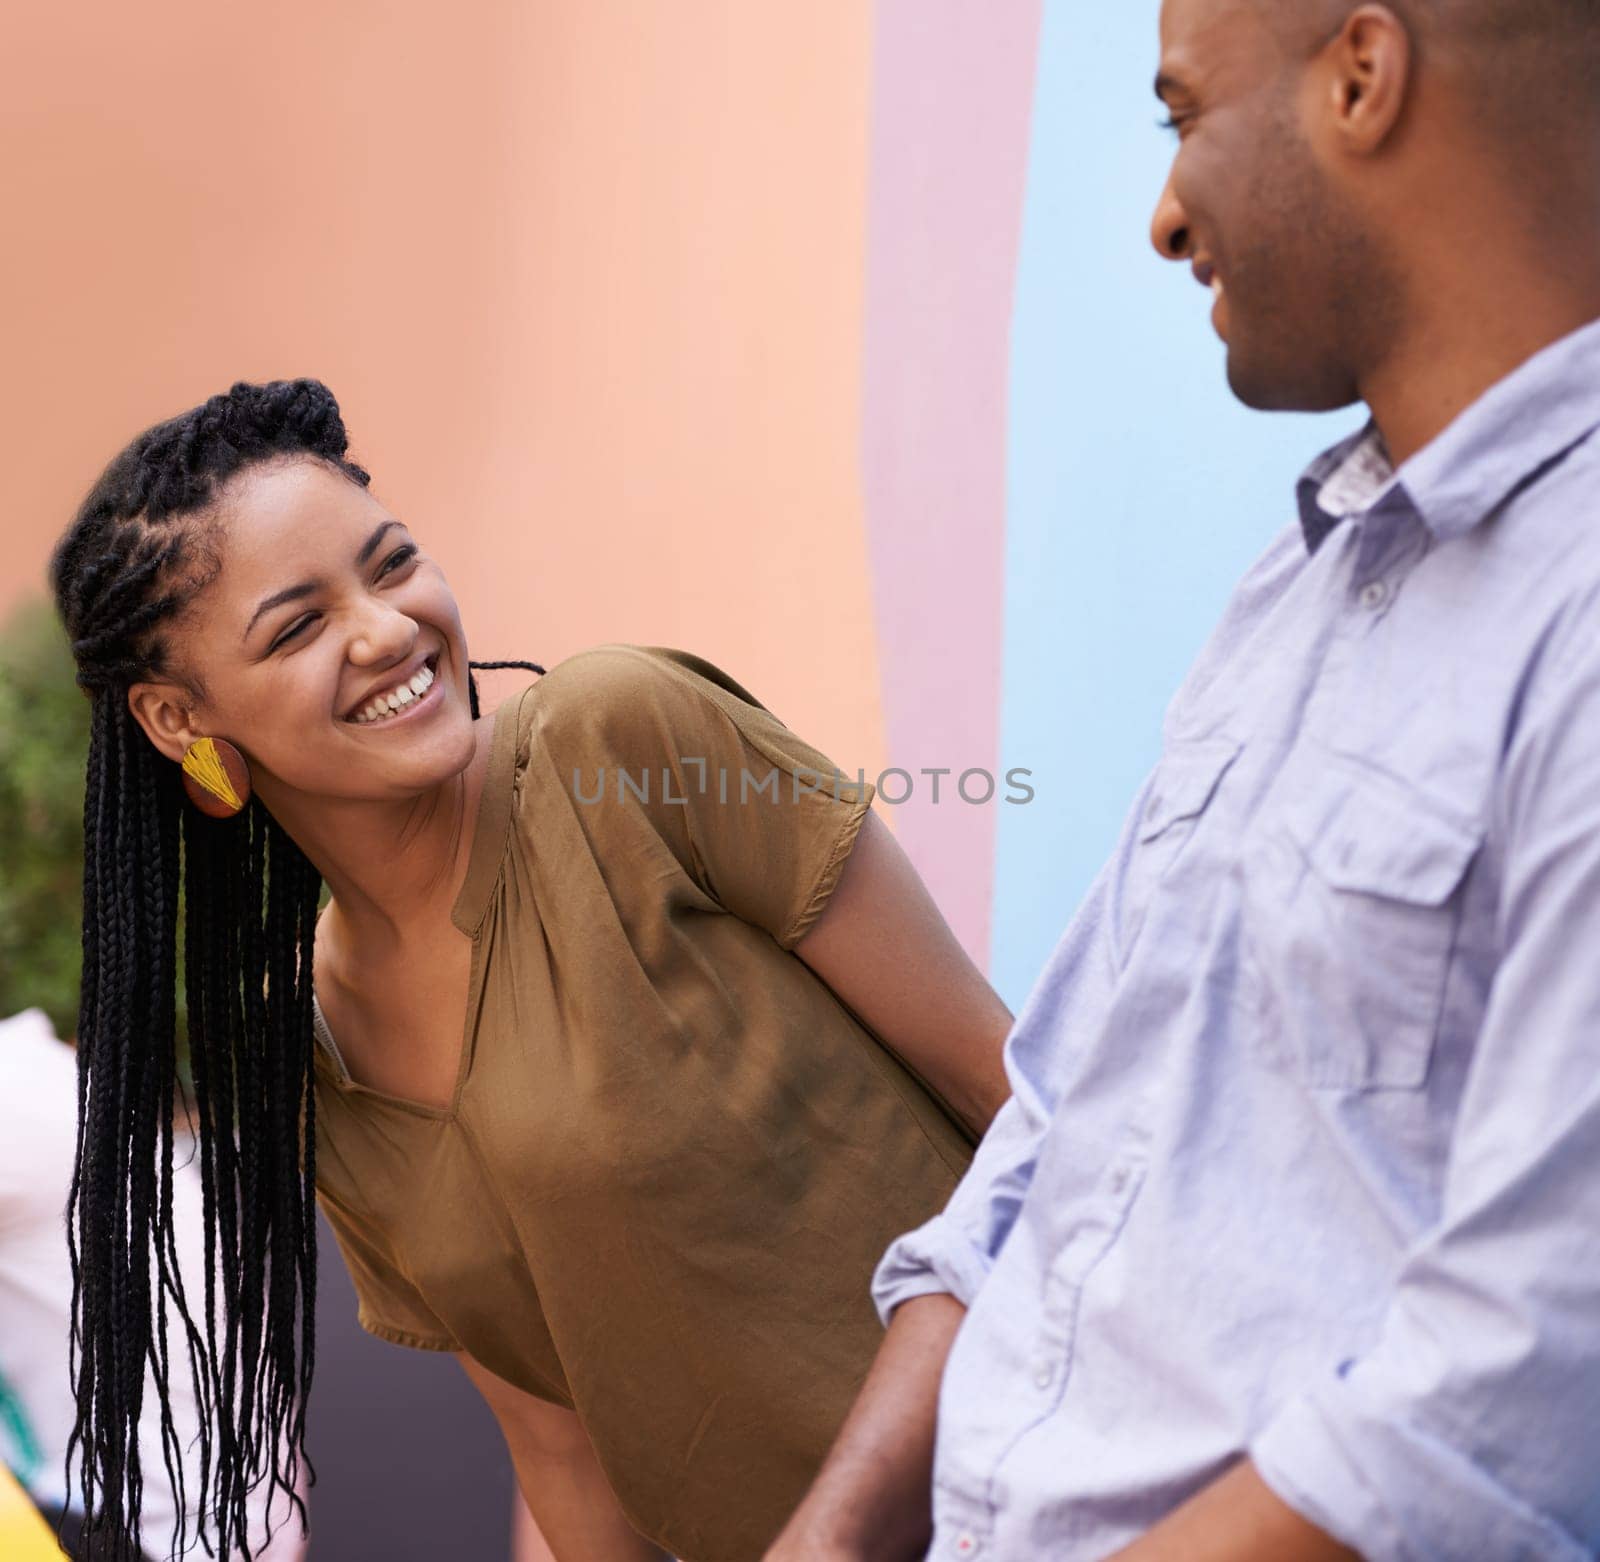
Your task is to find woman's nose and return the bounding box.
[348,599,417,665]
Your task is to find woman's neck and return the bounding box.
[273,714,496,962]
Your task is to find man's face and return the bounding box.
[1150,0,1384,412]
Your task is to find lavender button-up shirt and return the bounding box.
[875,319,1600,1560]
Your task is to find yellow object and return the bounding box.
[182,736,243,811]
[0,1461,65,1559]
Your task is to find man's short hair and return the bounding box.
[1259,0,1600,132]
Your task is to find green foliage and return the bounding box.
[0,599,89,1036]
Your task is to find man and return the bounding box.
[768,0,1600,1557]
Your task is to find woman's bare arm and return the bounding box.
[795,809,1013,1136]
[457,1355,671,1562]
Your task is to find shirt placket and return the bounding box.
[934,1114,1155,1559]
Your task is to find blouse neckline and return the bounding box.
[311,685,534,1119]
[451,683,535,937]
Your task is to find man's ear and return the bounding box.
[1322,5,1412,157]
[126,681,204,765]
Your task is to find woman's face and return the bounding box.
[134,457,478,805]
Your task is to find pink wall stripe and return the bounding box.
[862,0,1043,969]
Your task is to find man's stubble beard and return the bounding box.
[1224,111,1403,414]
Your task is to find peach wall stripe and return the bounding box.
[458,0,887,786]
[3,1,885,794]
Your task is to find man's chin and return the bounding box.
[1224,344,1361,415]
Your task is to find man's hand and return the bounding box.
[1105,1459,1360,1562]
[764,1293,966,1562]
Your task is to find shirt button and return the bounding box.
[1359,579,1390,611]
[1109,1166,1130,1196]
[954,1534,981,1557]
[1033,1359,1053,1389]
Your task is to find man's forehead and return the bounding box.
[1160,0,1254,43]
[1158,0,1279,93]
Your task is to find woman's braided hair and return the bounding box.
[49,379,541,1559]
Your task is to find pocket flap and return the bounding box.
[1138,736,1242,842]
[1285,767,1481,905]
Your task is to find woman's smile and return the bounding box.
[345,651,444,727]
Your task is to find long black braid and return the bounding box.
[466,660,546,719]
[49,378,541,1560]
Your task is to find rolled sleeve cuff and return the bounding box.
[871,1212,992,1326]
[1252,1390,1592,1562]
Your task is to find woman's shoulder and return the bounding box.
[511,644,769,764]
[537,643,767,710]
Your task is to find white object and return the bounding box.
[0,1009,304,1559]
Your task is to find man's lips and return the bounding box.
[1192,259,1217,290]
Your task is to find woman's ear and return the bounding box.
[126,681,203,764]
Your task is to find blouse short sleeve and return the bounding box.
[528,645,876,949]
[315,1187,462,1353]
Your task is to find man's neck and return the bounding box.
[1360,228,1600,468]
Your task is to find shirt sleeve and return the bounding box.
[315,1188,462,1353]
[1251,625,1600,1560]
[873,856,1123,1321]
[530,644,876,948]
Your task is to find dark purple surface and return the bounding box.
[304,1212,513,1560]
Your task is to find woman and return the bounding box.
[50,379,1012,1562]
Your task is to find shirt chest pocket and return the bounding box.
[1112,736,1241,970]
[1238,762,1482,1090]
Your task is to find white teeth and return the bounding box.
[350,660,436,724]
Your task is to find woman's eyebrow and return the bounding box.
[243,581,316,643]
[355,517,405,565]
[242,519,409,642]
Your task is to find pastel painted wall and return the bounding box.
[0,0,886,809]
[862,0,1041,962]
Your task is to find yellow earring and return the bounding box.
[181,736,252,819]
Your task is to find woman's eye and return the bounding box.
[272,615,317,651]
[379,544,419,578]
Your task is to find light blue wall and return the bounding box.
[990,0,1349,1009]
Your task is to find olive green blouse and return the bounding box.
[311,645,974,1562]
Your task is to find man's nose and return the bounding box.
[1150,171,1191,262]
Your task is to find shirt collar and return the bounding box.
[1296,312,1600,554]
[1297,423,1396,554]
